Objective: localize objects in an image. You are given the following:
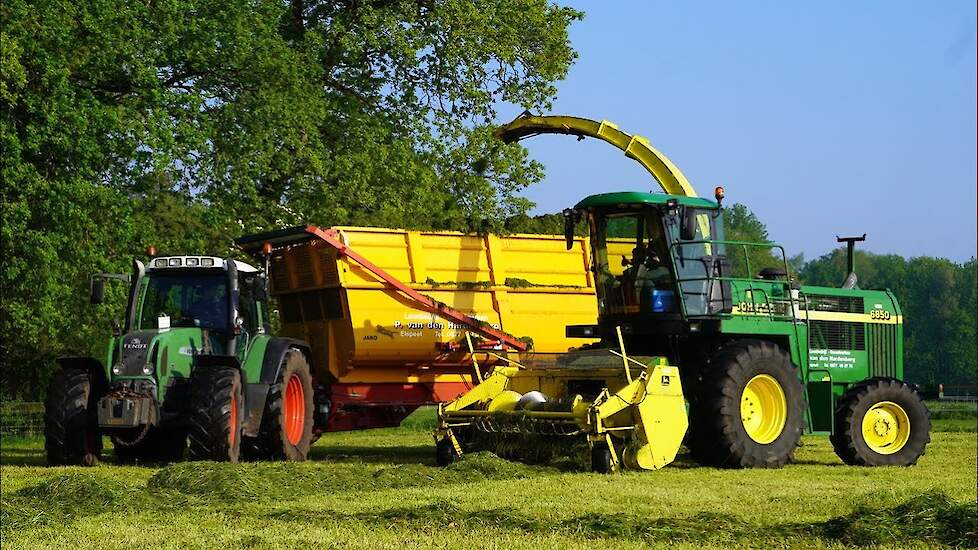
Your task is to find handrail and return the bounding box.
[666,239,797,321]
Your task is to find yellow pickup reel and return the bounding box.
[435,329,688,472]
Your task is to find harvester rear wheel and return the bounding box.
[187,366,243,462]
[590,444,613,474]
[830,378,930,466]
[245,351,314,461]
[686,340,805,468]
[44,368,102,466]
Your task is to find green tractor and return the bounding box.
[44,255,316,465]
[561,190,930,467]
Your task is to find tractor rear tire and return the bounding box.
[187,366,243,462]
[244,351,314,461]
[830,378,930,466]
[686,340,806,468]
[44,368,102,466]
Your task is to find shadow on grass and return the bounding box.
[0,438,46,466]
[310,444,435,465]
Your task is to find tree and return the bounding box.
[1,0,582,399]
[721,203,785,278]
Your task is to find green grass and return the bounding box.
[1,410,975,550]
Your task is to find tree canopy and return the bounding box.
[0,0,582,398]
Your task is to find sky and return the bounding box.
[498,1,977,263]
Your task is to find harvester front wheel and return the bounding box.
[187,366,243,462]
[687,340,805,468]
[246,351,314,461]
[44,368,102,466]
[830,379,930,466]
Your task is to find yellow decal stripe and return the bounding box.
[730,307,902,325]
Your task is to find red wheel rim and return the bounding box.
[229,393,238,448]
[284,375,305,445]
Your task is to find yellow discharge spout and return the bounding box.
[495,113,698,198]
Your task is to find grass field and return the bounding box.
[1,409,975,549]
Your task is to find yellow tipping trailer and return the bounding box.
[241,225,599,432]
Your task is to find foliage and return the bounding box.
[0,0,581,398]
[721,203,785,277]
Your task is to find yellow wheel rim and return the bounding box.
[861,401,911,455]
[741,374,788,444]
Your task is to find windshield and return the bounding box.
[592,210,673,315]
[666,207,726,316]
[138,273,229,330]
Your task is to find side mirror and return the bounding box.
[681,208,698,241]
[90,277,105,304]
[253,276,269,302]
[563,208,579,250]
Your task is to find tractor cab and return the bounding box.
[85,255,270,445]
[92,256,268,359]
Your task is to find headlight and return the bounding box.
[112,364,122,375]
[142,363,154,375]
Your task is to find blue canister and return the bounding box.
[651,290,675,313]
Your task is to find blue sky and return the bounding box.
[498,1,976,262]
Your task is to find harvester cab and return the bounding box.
[565,191,735,332]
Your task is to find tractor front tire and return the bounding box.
[44,368,102,466]
[187,366,243,462]
[830,378,930,466]
[245,351,314,461]
[686,340,806,468]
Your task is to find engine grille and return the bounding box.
[867,323,898,378]
[805,294,864,313]
[809,320,865,351]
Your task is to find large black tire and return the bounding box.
[686,340,806,468]
[187,366,242,462]
[44,368,102,466]
[830,378,930,466]
[244,351,313,461]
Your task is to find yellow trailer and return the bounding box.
[241,225,598,432]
